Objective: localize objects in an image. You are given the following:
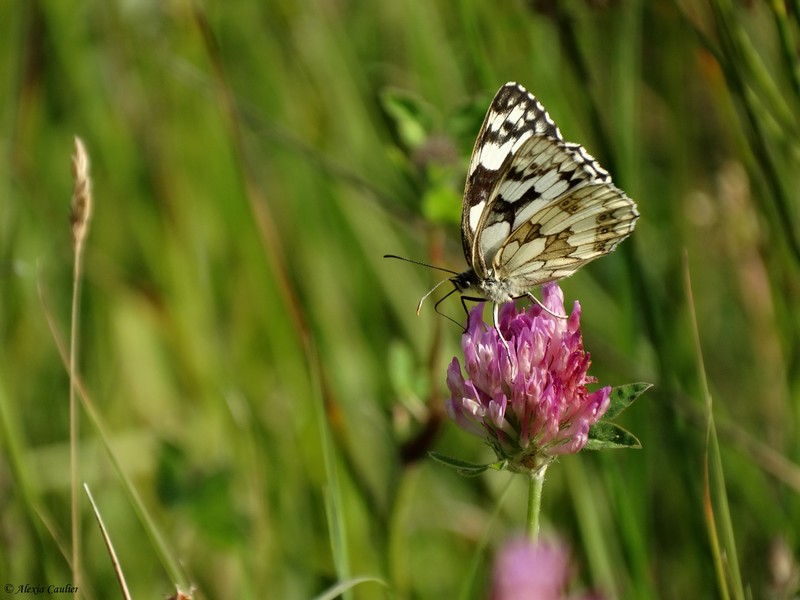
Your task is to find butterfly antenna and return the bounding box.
[416,278,455,315]
[383,254,459,276]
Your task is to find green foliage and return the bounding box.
[603,382,652,421]
[428,452,507,477]
[2,1,800,599]
[585,382,651,450]
[380,89,435,151]
[585,422,641,451]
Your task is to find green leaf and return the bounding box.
[428,452,505,476]
[421,183,461,225]
[312,576,388,600]
[585,422,642,450]
[155,441,248,545]
[603,382,653,420]
[387,340,429,404]
[380,88,434,149]
[449,91,496,149]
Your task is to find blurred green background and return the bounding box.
[2,1,800,599]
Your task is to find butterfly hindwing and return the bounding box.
[496,178,638,286]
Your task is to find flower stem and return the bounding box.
[526,466,547,541]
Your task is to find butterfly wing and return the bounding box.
[463,83,638,292]
[461,83,562,277]
[490,135,638,288]
[492,149,639,292]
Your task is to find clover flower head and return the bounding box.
[446,283,611,472]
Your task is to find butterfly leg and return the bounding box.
[524,292,567,319]
[432,288,465,329]
[458,295,486,332]
[493,302,512,357]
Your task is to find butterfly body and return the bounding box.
[451,268,532,305]
[448,82,638,312]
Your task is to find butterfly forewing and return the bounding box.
[461,83,563,275]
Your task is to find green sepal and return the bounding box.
[603,382,653,420]
[428,452,506,476]
[585,422,642,450]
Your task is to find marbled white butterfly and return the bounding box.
[415,82,639,331]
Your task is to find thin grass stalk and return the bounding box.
[65,139,188,593]
[386,466,417,597]
[0,372,70,566]
[707,0,800,263]
[684,252,729,600]
[702,444,730,600]
[676,0,797,139]
[312,339,352,599]
[723,4,796,136]
[684,252,745,600]
[189,10,380,589]
[189,3,310,348]
[188,5,383,522]
[770,0,800,104]
[38,277,189,589]
[311,577,387,600]
[457,477,515,600]
[69,136,93,596]
[674,0,800,276]
[550,2,657,362]
[83,484,132,600]
[564,458,618,598]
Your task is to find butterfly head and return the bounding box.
[414,267,526,316]
[450,269,478,294]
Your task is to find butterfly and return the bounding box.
[409,82,639,336]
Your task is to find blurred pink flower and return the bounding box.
[446,283,611,472]
[491,537,601,600]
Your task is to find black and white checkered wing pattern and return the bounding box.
[461,83,562,276]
